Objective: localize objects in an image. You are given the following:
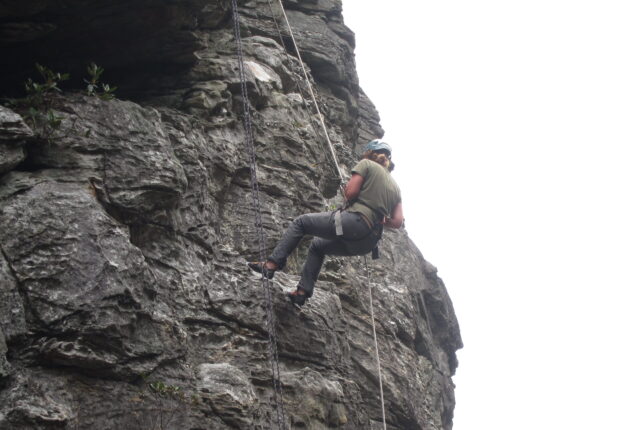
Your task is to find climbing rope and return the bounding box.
[238,1,388,427]
[269,2,388,427]
[230,1,286,429]
[264,0,338,182]
[364,256,387,429]
[273,0,347,184]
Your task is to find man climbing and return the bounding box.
[248,139,404,306]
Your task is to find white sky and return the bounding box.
[341,1,640,429]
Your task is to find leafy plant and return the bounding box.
[85,62,117,100]
[3,62,119,143]
[20,63,69,140]
[26,63,68,98]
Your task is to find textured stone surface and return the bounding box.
[0,1,462,429]
[0,105,31,174]
[197,363,260,427]
[0,244,27,344]
[0,331,10,379]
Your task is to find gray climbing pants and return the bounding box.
[268,211,379,297]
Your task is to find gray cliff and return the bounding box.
[0,1,462,429]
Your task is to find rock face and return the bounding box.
[0,1,462,429]
[0,106,31,175]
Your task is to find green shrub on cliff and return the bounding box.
[85,62,117,100]
[22,63,68,139]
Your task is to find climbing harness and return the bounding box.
[231,1,286,429]
[334,209,344,236]
[345,199,384,259]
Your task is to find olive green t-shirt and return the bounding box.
[346,159,401,224]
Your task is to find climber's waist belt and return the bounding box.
[358,212,374,230]
[335,210,375,237]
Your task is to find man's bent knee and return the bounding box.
[309,238,325,255]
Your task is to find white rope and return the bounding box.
[364,256,387,429]
[276,2,386,426]
[275,0,347,184]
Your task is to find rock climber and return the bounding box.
[248,139,404,306]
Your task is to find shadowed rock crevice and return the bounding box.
[0,0,225,99]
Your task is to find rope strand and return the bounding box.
[268,2,388,426]
[364,256,387,429]
[265,0,340,183]
[231,2,286,429]
[236,2,388,428]
[274,0,347,184]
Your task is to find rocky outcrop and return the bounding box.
[0,1,462,429]
[0,106,31,175]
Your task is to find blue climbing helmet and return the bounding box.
[364,139,392,155]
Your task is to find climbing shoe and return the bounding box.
[247,261,276,279]
[287,288,308,306]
